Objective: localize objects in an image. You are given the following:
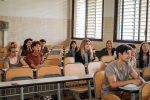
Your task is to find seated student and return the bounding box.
[135,42,150,68]
[67,41,78,57]
[102,40,116,55]
[26,41,43,69]
[127,44,136,68]
[90,42,97,60]
[18,38,33,56]
[4,41,29,69]
[100,44,145,100]
[40,39,50,57]
[75,39,95,65]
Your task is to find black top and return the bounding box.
[75,51,95,65]
[101,47,116,55]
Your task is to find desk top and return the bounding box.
[0,74,93,89]
[50,50,61,55]
[119,86,140,93]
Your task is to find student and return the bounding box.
[135,42,150,68]
[102,40,116,55]
[127,44,136,68]
[40,39,50,57]
[4,41,29,69]
[75,39,95,65]
[67,41,78,57]
[26,41,43,69]
[90,42,94,50]
[18,38,33,56]
[100,44,145,100]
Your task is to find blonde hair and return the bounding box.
[5,41,18,58]
[79,39,93,61]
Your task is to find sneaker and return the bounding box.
[44,95,52,100]
[72,92,81,100]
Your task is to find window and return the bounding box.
[72,0,103,40]
[114,0,150,43]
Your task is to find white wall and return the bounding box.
[0,0,69,19]
[0,0,71,47]
[104,0,114,17]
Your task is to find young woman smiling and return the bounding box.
[135,42,150,68]
[75,39,95,65]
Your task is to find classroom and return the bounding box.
[0,0,150,100]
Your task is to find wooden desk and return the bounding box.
[119,86,140,100]
[0,74,93,100]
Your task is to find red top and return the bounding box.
[26,53,43,68]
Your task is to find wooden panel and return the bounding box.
[37,66,61,79]
[101,56,115,62]
[43,59,62,66]
[88,61,106,74]
[64,57,75,65]
[0,60,4,69]
[94,71,105,98]
[0,48,6,52]
[5,67,33,81]
[46,54,62,60]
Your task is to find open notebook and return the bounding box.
[119,84,140,91]
[124,84,140,88]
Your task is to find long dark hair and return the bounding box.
[23,38,33,50]
[139,42,149,68]
[70,41,78,52]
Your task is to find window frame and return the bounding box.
[71,0,104,41]
[113,0,149,44]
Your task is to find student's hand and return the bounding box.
[23,65,29,67]
[94,59,97,61]
[131,79,142,86]
[36,64,41,68]
[84,63,88,65]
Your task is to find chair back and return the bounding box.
[139,82,150,100]
[36,65,61,79]
[46,45,52,50]
[5,67,33,81]
[43,58,62,66]
[64,57,75,65]
[46,54,62,60]
[64,63,86,85]
[0,48,6,52]
[88,61,106,74]
[65,46,69,49]
[93,70,105,98]
[64,53,68,58]
[54,45,63,47]
[65,48,69,51]
[52,49,63,53]
[64,63,85,76]
[142,67,150,81]
[100,56,115,62]
[0,60,4,69]
[53,46,63,49]
[0,70,1,82]
[0,52,4,59]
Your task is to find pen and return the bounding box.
[138,74,139,78]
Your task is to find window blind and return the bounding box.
[73,0,103,39]
[116,0,147,41]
